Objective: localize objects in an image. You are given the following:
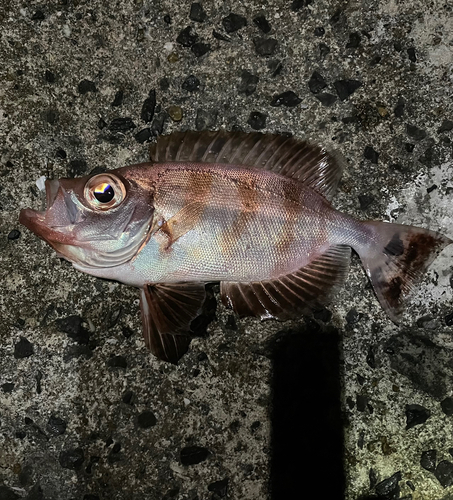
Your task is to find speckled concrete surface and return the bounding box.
[1,0,453,499]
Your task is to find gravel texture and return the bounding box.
[1,0,453,499]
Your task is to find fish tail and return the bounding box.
[356,221,451,322]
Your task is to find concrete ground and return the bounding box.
[1,0,453,498]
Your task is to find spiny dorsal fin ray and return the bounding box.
[139,282,206,363]
[150,131,345,201]
[220,245,351,320]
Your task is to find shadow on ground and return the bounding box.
[269,322,345,499]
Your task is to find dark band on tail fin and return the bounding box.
[358,221,451,322]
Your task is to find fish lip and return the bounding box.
[45,178,60,209]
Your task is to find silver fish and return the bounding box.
[19,131,452,362]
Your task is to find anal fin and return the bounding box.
[220,245,351,320]
[139,282,206,363]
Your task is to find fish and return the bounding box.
[19,131,452,363]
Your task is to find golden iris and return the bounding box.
[93,182,115,203]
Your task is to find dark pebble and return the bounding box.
[405,143,415,152]
[435,460,453,488]
[141,89,156,123]
[111,90,124,107]
[108,117,136,132]
[8,229,21,240]
[356,394,368,412]
[45,70,55,83]
[358,194,374,210]
[427,184,437,193]
[122,390,135,405]
[182,75,200,91]
[394,98,405,117]
[253,15,271,34]
[364,145,379,164]
[135,128,152,144]
[47,415,67,436]
[56,315,90,344]
[222,13,247,33]
[270,90,301,107]
[268,59,283,77]
[291,0,305,11]
[370,55,381,65]
[26,483,45,500]
[315,93,337,106]
[247,111,267,130]
[407,47,417,62]
[375,471,402,498]
[56,148,67,159]
[419,145,434,165]
[189,3,207,22]
[406,123,426,140]
[16,430,26,439]
[2,382,14,393]
[313,308,332,322]
[195,109,217,130]
[420,449,437,472]
[97,117,107,129]
[369,468,378,488]
[346,308,361,324]
[44,108,59,125]
[334,79,362,100]
[406,480,415,491]
[238,70,259,95]
[314,27,325,37]
[108,355,127,369]
[159,77,170,91]
[59,448,84,470]
[77,79,96,94]
[445,312,453,326]
[163,14,171,24]
[253,37,278,56]
[441,396,453,415]
[191,42,210,57]
[212,30,230,42]
[180,445,210,465]
[31,10,45,21]
[151,114,166,136]
[438,119,453,133]
[176,26,198,47]
[346,32,361,49]
[0,485,20,500]
[137,410,157,429]
[405,404,430,429]
[35,371,42,394]
[319,42,330,58]
[64,344,93,361]
[207,478,228,497]
[308,71,327,94]
[14,337,34,359]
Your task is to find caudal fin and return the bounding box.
[357,221,451,322]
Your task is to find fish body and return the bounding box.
[19,131,452,363]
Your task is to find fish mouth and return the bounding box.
[19,179,77,249]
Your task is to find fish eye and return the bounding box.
[84,174,126,211]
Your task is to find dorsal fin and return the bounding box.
[149,131,345,200]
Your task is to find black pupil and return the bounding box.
[94,184,115,203]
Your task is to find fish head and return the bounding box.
[19,168,155,269]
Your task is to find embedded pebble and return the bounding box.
[420,449,437,472]
[253,37,278,56]
[434,461,453,488]
[182,75,200,91]
[405,404,431,429]
[77,80,96,94]
[334,79,362,100]
[247,111,267,130]
[189,3,206,22]
[308,71,327,94]
[238,70,259,95]
[253,15,271,34]
[14,337,34,359]
[167,105,183,122]
[222,13,247,33]
[137,410,157,429]
[59,448,84,470]
[141,90,156,123]
[180,445,210,465]
[270,91,302,107]
[8,229,21,240]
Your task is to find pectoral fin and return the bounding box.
[220,245,351,320]
[139,282,206,363]
[158,202,205,249]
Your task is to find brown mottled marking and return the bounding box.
[219,177,259,255]
[274,180,302,266]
